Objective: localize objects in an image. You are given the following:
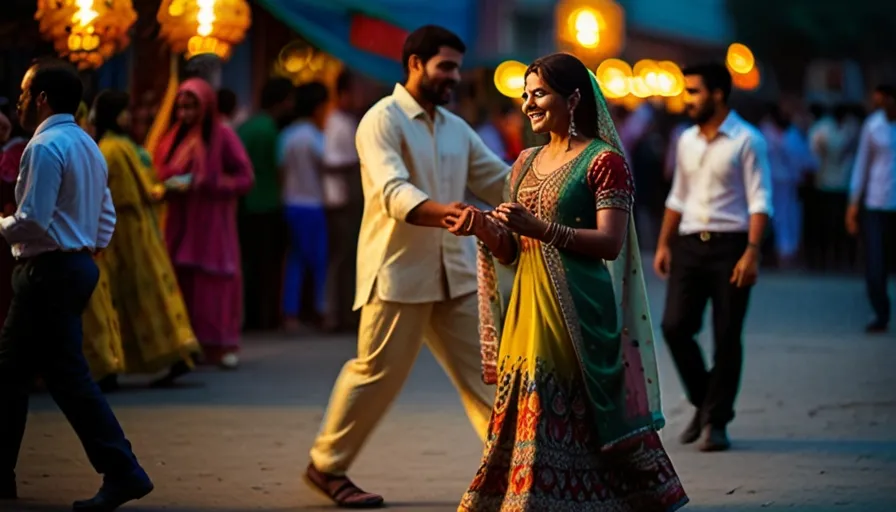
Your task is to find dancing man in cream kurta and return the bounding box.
[303,26,510,508]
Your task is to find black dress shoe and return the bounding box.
[149,360,192,388]
[679,411,703,445]
[72,479,154,512]
[866,320,888,334]
[698,425,731,452]
[0,480,16,500]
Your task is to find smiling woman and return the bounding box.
[457,52,688,512]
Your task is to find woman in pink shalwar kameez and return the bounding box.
[154,78,254,369]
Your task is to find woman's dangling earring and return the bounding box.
[567,89,579,151]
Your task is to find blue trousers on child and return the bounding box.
[283,204,329,317]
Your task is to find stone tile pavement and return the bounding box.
[6,270,896,511]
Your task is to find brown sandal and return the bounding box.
[303,463,384,509]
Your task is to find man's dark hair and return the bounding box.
[29,59,84,116]
[294,81,329,119]
[401,25,466,74]
[682,63,733,103]
[261,78,294,110]
[217,88,237,117]
[875,84,896,100]
[335,70,355,95]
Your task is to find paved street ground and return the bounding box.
[6,269,896,511]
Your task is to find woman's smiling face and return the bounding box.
[521,70,570,135]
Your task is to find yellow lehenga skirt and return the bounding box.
[460,239,687,512]
[81,256,125,380]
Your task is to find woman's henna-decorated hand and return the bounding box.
[448,206,518,264]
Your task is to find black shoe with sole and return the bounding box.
[698,425,731,452]
[866,320,888,334]
[72,477,154,512]
[679,411,703,445]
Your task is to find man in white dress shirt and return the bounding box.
[654,63,773,452]
[0,60,153,511]
[845,84,896,333]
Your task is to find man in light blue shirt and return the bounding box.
[0,59,153,511]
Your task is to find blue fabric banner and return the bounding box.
[254,0,479,83]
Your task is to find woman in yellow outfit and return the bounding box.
[91,90,200,388]
[75,102,126,391]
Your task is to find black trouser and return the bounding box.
[239,210,286,331]
[661,232,753,428]
[814,191,856,272]
[0,251,143,484]
[862,210,896,325]
[325,203,362,330]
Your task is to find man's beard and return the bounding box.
[419,71,455,106]
[689,102,715,124]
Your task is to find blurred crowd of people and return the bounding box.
[2,58,894,393]
[0,68,375,391]
[529,87,892,275]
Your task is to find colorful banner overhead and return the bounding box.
[254,0,478,83]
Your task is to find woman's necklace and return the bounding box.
[531,145,584,180]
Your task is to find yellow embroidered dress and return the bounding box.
[460,71,687,511]
[81,257,125,380]
[98,133,199,374]
[75,102,125,380]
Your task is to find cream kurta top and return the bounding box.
[353,84,510,309]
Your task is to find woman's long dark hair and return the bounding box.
[524,53,599,140]
[93,90,130,141]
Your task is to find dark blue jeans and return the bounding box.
[862,210,896,325]
[282,204,329,317]
[0,251,144,485]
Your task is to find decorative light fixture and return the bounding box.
[731,65,761,91]
[274,40,342,85]
[726,43,755,75]
[555,0,625,68]
[494,60,528,99]
[157,0,251,60]
[595,58,632,99]
[35,0,137,70]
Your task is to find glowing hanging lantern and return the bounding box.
[572,9,601,49]
[555,0,625,68]
[629,76,652,98]
[633,59,662,96]
[595,59,632,99]
[656,61,684,97]
[731,64,761,91]
[274,41,342,86]
[494,60,528,99]
[35,0,137,70]
[726,43,755,75]
[157,0,251,60]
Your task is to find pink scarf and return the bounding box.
[154,78,226,188]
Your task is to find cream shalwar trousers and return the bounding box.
[309,289,494,475]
